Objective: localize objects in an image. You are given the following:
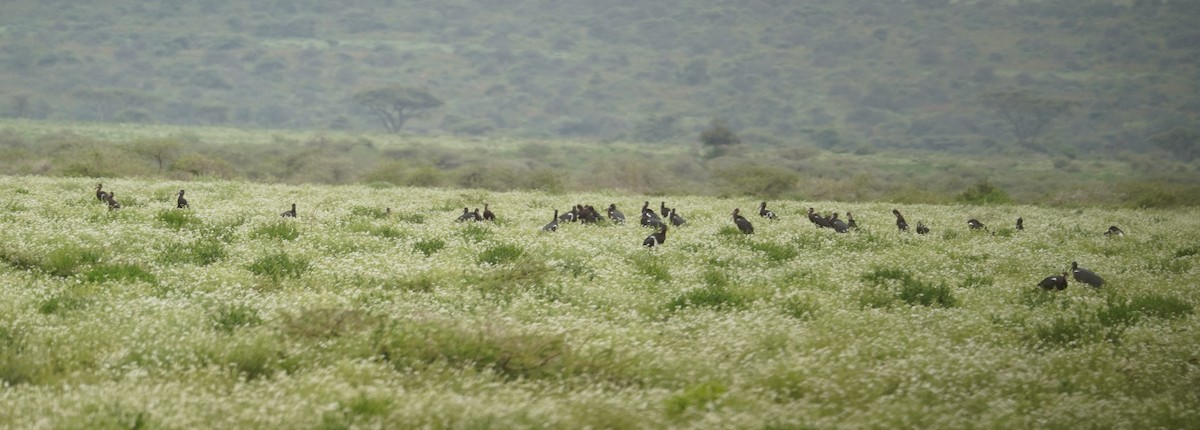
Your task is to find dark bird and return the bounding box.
[643,223,668,248]
[1038,272,1068,291]
[472,208,482,221]
[456,207,475,222]
[482,204,495,221]
[385,208,392,216]
[542,210,559,232]
[1071,261,1104,288]
[733,208,754,234]
[1016,217,1024,231]
[892,209,908,232]
[1105,226,1124,237]
[829,213,849,233]
[967,219,986,230]
[95,183,110,202]
[641,201,662,228]
[846,212,858,229]
[759,201,777,220]
[915,221,930,235]
[669,208,686,227]
[580,205,600,224]
[105,192,121,210]
[176,189,189,209]
[660,201,670,218]
[607,204,625,224]
[808,207,829,228]
[280,203,296,218]
[559,206,577,223]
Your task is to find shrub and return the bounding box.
[861,268,956,308]
[478,243,524,265]
[82,263,156,284]
[246,252,310,281]
[155,209,201,230]
[957,180,1012,204]
[251,221,300,241]
[413,238,445,256]
[211,303,263,333]
[633,259,671,282]
[42,245,103,277]
[158,238,226,266]
[748,241,797,263]
[665,381,728,418]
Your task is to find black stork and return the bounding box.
[968,219,986,230]
[607,204,626,224]
[829,213,849,233]
[915,221,930,235]
[482,204,495,221]
[176,189,189,209]
[95,183,110,202]
[759,201,777,220]
[1071,261,1105,288]
[643,223,668,248]
[733,208,754,234]
[542,210,559,232]
[280,203,296,218]
[455,207,475,222]
[846,212,858,229]
[893,209,908,232]
[106,192,122,210]
[1105,226,1124,237]
[669,208,686,227]
[1016,217,1024,231]
[808,207,829,228]
[1038,272,1068,291]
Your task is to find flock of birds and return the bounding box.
[91,183,1119,291]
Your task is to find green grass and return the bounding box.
[0,175,1198,428]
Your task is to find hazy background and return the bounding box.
[1,0,1198,205]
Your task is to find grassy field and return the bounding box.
[1,175,1198,428]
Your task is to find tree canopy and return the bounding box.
[352,86,443,133]
[979,90,1077,149]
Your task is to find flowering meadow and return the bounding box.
[1,175,1198,429]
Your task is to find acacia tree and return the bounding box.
[979,90,1077,148]
[699,118,741,158]
[353,86,443,133]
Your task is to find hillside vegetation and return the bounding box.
[1,0,1198,159]
[1,175,1198,427]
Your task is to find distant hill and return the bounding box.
[1,0,1197,157]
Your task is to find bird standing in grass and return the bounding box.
[176,189,189,209]
[847,212,858,229]
[1039,272,1068,291]
[542,210,559,232]
[95,183,110,202]
[968,219,986,230]
[733,208,754,234]
[1105,226,1124,237]
[105,192,121,210]
[916,221,930,235]
[669,208,686,227]
[643,224,667,248]
[809,207,829,228]
[482,204,495,221]
[456,207,475,222]
[892,209,908,232]
[829,213,849,233]
[607,204,625,224]
[280,203,296,218]
[1071,261,1105,288]
[759,201,777,220]
[660,201,670,218]
[1016,217,1024,231]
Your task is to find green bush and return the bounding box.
[957,180,1012,204]
[861,268,956,308]
[246,252,310,281]
[478,243,525,265]
[211,303,263,333]
[413,238,445,256]
[82,263,156,284]
[155,209,201,230]
[251,221,300,241]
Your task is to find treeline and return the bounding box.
[0,0,1198,158]
[2,124,1197,208]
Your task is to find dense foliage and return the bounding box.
[0,0,1197,159]
[1,176,1198,427]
